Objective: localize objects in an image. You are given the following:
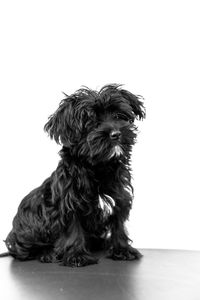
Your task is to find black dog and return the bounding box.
[3,84,145,267]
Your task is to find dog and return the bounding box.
[2,84,145,267]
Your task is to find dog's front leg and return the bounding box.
[108,216,142,260]
[55,215,98,267]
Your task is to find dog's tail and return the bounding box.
[0,252,10,257]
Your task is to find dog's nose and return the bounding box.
[110,130,121,140]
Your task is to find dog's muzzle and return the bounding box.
[110,130,121,141]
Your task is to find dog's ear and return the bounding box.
[44,97,78,146]
[120,89,145,120]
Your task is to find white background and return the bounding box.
[0,0,199,252]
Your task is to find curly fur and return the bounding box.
[3,84,145,267]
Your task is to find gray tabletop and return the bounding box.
[1,249,200,300]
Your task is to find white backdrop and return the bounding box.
[0,0,199,252]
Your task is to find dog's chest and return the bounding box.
[98,194,115,218]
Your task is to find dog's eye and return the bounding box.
[113,113,129,122]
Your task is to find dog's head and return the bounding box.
[44,84,145,164]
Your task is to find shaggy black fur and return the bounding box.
[3,84,145,267]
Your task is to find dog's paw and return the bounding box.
[38,252,58,263]
[61,253,98,267]
[107,245,142,261]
